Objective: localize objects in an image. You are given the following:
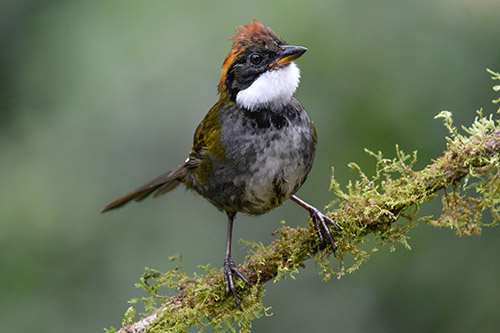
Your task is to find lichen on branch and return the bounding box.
[107,69,500,333]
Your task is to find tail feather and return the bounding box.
[101,165,185,213]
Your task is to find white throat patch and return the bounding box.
[236,62,301,111]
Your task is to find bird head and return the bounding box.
[218,20,307,111]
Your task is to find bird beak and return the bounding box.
[271,45,307,67]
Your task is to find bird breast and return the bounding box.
[214,100,316,214]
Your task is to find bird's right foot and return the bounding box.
[223,256,250,310]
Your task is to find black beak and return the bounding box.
[272,45,307,67]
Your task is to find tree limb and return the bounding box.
[109,71,500,332]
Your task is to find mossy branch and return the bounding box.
[107,69,500,333]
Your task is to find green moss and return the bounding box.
[488,69,500,111]
[109,69,500,332]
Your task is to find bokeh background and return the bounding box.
[2,0,500,332]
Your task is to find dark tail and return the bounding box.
[101,164,186,213]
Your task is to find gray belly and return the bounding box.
[201,105,316,215]
[232,124,314,214]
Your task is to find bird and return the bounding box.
[101,19,339,309]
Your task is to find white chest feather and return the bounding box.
[236,62,301,111]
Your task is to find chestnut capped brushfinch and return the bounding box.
[102,20,339,308]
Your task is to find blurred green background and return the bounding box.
[1,0,500,332]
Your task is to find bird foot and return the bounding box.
[309,207,340,253]
[290,195,339,254]
[223,257,250,309]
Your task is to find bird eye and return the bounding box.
[249,53,263,65]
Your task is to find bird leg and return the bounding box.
[223,213,250,309]
[291,195,340,253]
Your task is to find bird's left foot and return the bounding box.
[224,256,250,310]
[291,195,340,253]
[309,207,340,253]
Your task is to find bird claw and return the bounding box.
[309,208,339,253]
[223,257,250,310]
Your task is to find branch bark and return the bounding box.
[115,116,500,333]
